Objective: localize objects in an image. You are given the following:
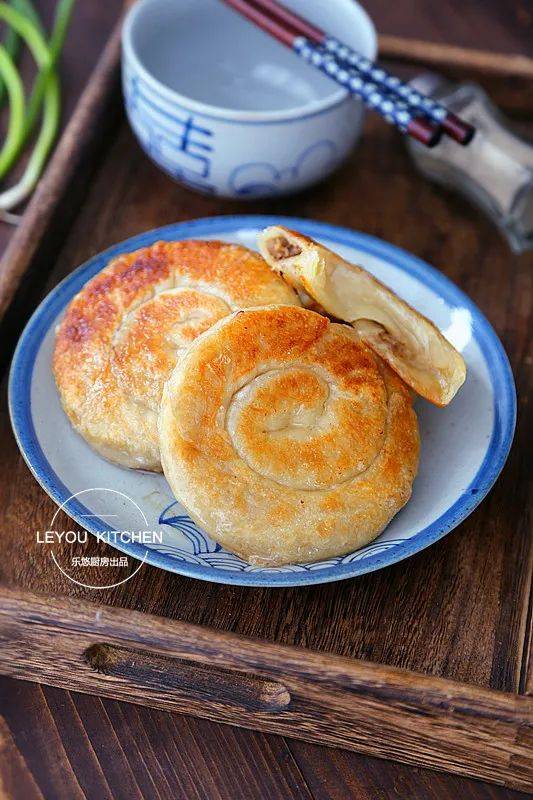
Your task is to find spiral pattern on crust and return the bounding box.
[159,305,420,565]
[53,241,299,470]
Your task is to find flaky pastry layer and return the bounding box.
[53,240,299,470]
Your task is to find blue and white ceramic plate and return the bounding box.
[9,216,516,587]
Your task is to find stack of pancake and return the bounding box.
[54,228,465,565]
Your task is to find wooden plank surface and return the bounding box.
[2,109,531,693]
[379,34,533,78]
[1,678,529,800]
[0,1,532,799]
[1,586,532,789]
[369,0,533,56]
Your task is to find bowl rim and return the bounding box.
[121,0,377,123]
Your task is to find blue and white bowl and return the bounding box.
[9,217,516,587]
[121,0,376,198]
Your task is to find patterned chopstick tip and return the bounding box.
[293,36,439,144]
[324,37,448,123]
[324,36,474,144]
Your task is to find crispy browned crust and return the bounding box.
[159,305,420,565]
[53,240,299,470]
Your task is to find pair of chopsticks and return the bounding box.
[221,0,475,148]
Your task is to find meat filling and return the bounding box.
[266,236,302,261]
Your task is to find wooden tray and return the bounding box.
[0,21,532,793]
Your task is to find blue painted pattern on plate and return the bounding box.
[157,501,406,573]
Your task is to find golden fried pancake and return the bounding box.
[53,241,299,470]
[159,305,420,565]
[258,226,466,406]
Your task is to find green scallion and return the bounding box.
[0,0,75,216]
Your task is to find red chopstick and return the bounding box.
[224,0,475,146]
[220,0,440,146]
[219,0,300,47]
[250,0,323,42]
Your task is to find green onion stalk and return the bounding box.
[0,44,25,176]
[0,0,75,219]
[0,0,44,107]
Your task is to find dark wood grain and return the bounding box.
[1,676,533,800]
[287,738,533,800]
[1,676,531,800]
[369,0,533,57]
[380,34,533,77]
[1,586,532,789]
[83,642,292,712]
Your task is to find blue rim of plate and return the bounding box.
[9,215,517,587]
